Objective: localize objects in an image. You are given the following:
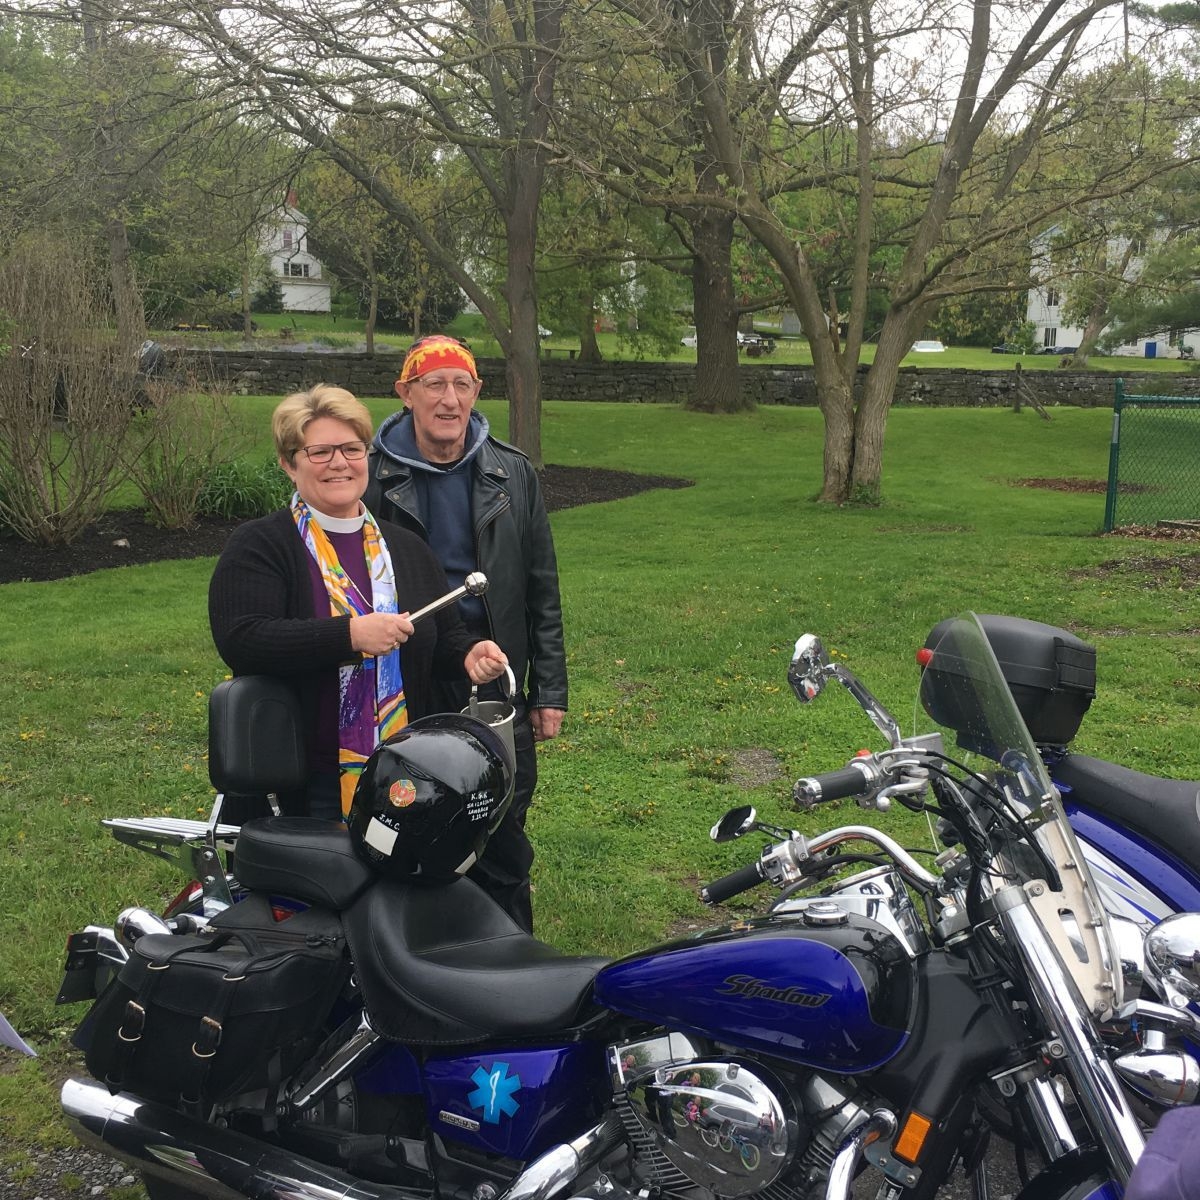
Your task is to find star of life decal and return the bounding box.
[467,1061,521,1123]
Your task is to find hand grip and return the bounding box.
[792,762,873,808]
[700,860,764,905]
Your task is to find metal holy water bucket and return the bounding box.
[463,664,518,767]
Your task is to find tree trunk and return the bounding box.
[1070,302,1109,366]
[413,260,427,340]
[364,243,377,356]
[365,282,378,357]
[812,362,856,503]
[503,155,544,465]
[849,371,892,505]
[578,291,602,362]
[685,207,744,413]
[240,256,253,339]
[846,312,922,503]
[82,4,144,348]
[106,217,144,346]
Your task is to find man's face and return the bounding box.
[397,369,482,463]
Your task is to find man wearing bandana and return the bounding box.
[366,335,566,932]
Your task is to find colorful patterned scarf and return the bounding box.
[291,494,407,816]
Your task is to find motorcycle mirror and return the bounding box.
[710,806,757,843]
[788,634,830,703]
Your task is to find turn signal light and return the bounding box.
[893,1111,932,1163]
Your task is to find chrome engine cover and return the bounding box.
[611,1035,797,1198]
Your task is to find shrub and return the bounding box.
[124,374,247,530]
[0,234,144,546]
[177,290,245,331]
[252,279,285,314]
[197,456,291,519]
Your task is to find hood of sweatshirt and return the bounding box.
[374,408,490,473]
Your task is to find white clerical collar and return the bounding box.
[308,505,365,533]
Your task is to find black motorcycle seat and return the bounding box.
[1055,754,1200,873]
[234,818,375,910]
[344,876,609,1045]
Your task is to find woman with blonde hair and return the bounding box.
[209,384,508,819]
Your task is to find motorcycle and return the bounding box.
[55,614,1200,1200]
[944,616,1200,953]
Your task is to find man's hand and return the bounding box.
[465,640,509,685]
[531,707,565,742]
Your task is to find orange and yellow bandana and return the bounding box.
[398,336,479,384]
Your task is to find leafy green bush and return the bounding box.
[252,279,285,314]
[197,455,291,519]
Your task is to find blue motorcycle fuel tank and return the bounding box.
[595,908,916,1072]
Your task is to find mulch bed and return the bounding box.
[1013,477,1150,494]
[0,466,693,584]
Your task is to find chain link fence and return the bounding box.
[1103,380,1200,531]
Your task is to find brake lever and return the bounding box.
[754,820,798,841]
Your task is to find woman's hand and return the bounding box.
[465,640,509,685]
[350,612,415,657]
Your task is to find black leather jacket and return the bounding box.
[365,424,567,713]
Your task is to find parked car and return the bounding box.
[740,333,776,356]
[681,328,698,348]
[1037,345,1078,355]
[911,339,946,353]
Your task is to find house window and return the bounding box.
[282,229,293,249]
[286,262,309,278]
[1043,326,1057,348]
[1045,288,1060,308]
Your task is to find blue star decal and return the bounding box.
[467,1061,522,1123]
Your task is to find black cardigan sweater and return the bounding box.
[208,509,477,770]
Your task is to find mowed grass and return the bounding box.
[155,309,1198,373]
[2,402,1199,1060]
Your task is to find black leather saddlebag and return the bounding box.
[75,895,347,1111]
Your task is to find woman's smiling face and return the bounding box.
[281,416,369,518]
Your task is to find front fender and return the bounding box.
[1015,1151,1122,1200]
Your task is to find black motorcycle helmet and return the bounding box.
[348,713,515,883]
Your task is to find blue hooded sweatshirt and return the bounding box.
[373,408,491,632]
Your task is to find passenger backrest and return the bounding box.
[208,676,306,795]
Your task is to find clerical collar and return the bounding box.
[308,505,365,533]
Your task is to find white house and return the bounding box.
[260,193,332,313]
[1028,227,1197,359]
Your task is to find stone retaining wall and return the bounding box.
[169,348,1200,407]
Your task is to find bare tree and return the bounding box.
[112,0,565,465]
[0,232,145,545]
[578,0,1179,501]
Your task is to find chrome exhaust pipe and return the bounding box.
[62,1077,420,1200]
[498,1113,625,1200]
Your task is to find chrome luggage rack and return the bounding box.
[101,813,240,914]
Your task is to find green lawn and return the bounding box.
[2,404,1198,1108]
[153,310,1196,374]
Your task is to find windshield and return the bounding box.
[918,614,1123,1017]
